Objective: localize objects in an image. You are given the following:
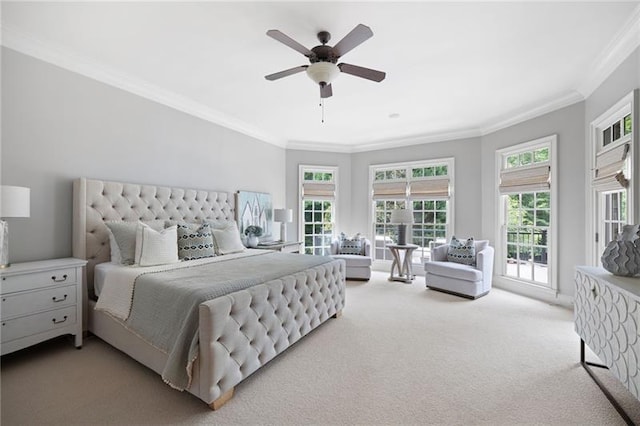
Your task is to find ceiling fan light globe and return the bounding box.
[306,62,340,85]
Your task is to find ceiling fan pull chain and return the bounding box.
[320,97,325,123]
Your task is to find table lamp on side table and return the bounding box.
[0,185,31,268]
[390,208,413,246]
[274,208,293,242]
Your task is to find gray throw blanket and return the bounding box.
[126,252,334,390]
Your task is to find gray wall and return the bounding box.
[480,102,586,297]
[1,48,286,263]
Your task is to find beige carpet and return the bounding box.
[2,271,640,425]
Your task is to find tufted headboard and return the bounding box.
[72,177,235,298]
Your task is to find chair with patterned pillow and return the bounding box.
[330,233,373,281]
[424,237,494,299]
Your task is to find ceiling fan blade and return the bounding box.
[338,63,386,82]
[265,65,308,81]
[266,29,314,57]
[320,83,333,98]
[332,24,374,58]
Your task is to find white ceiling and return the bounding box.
[2,1,640,152]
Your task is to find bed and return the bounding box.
[72,177,346,409]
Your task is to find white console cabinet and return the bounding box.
[574,266,640,421]
[1,258,86,355]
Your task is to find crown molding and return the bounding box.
[0,24,287,148]
[480,90,584,137]
[287,128,482,153]
[349,128,482,153]
[577,4,640,98]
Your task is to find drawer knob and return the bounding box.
[591,286,598,297]
[52,316,68,324]
[52,294,68,303]
[51,274,68,283]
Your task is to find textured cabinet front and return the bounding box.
[629,299,640,398]
[0,258,86,355]
[575,267,640,401]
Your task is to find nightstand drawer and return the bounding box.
[1,306,77,343]
[1,284,77,320]
[1,267,77,294]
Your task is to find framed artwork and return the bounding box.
[235,191,273,241]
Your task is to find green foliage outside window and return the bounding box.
[304,171,333,181]
[506,148,549,168]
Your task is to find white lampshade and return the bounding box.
[390,208,413,224]
[1,186,30,218]
[306,62,340,85]
[274,208,293,223]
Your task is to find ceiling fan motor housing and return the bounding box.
[309,45,338,64]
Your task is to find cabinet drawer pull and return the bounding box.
[52,294,68,303]
[51,274,68,283]
[52,315,68,324]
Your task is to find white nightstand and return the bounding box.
[1,258,87,355]
[255,241,302,253]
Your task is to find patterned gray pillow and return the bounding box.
[447,236,476,266]
[177,222,216,260]
[338,232,363,255]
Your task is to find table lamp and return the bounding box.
[0,185,31,268]
[273,208,293,242]
[390,208,413,246]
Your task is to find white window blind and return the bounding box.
[372,182,407,199]
[302,182,336,199]
[594,143,629,187]
[409,178,450,199]
[499,164,550,194]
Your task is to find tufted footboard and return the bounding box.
[197,259,346,408]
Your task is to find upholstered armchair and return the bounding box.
[330,237,373,281]
[424,240,494,299]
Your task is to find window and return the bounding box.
[588,91,635,265]
[299,165,337,255]
[370,159,454,264]
[496,135,556,289]
[601,190,627,246]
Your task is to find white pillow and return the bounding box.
[105,219,165,265]
[134,223,179,266]
[211,222,246,255]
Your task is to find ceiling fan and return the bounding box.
[264,24,386,99]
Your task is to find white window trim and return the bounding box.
[494,134,558,292]
[368,158,455,269]
[298,164,339,252]
[586,90,636,265]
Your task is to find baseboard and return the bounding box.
[493,277,573,308]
